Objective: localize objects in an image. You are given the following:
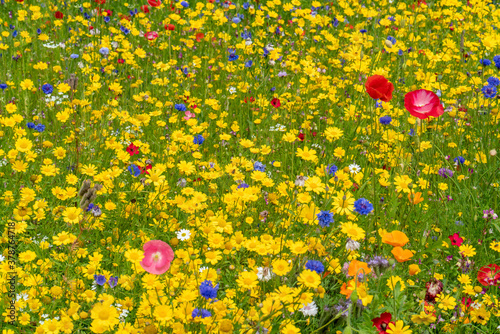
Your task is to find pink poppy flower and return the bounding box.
[145,31,158,41]
[404,89,444,119]
[448,233,463,247]
[140,240,174,275]
[183,110,195,120]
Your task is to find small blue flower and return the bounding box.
[254,161,266,172]
[193,134,204,145]
[27,122,35,129]
[120,26,130,35]
[37,29,42,34]
[354,198,374,215]
[379,115,392,125]
[232,17,241,24]
[94,275,107,286]
[454,156,465,165]
[398,49,403,56]
[409,128,415,136]
[326,164,338,176]
[192,308,211,318]
[12,30,18,38]
[245,60,253,68]
[237,182,249,189]
[0,83,7,90]
[482,85,497,98]
[360,29,367,33]
[199,280,219,300]
[128,165,141,177]
[108,276,118,288]
[175,104,187,111]
[487,77,500,87]
[181,1,189,8]
[70,54,79,59]
[386,36,396,45]
[305,260,324,274]
[99,47,109,56]
[242,2,250,10]
[42,83,53,95]
[228,53,239,61]
[104,17,110,23]
[317,210,334,228]
[34,124,45,132]
[480,59,491,66]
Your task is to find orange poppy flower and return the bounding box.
[382,231,409,247]
[408,192,424,205]
[391,247,414,262]
[348,259,372,276]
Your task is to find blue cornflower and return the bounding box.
[34,124,45,132]
[387,36,396,45]
[108,276,118,288]
[487,77,500,87]
[42,83,53,95]
[104,17,110,23]
[454,156,465,165]
[305,260,324,274]
[360,29,367,33]
[379,115,392,125]
[99,47,109,56]
[70,54,79,59]
[175,104,187,111]
[0,83,7,90]
[27,122,35,129]
[375,100,382,108]
[242,2,250,10]
[241,31,251,39]
[94,275,106,286]
[482,85,497,98]
[480,59,492,66]
[12,30,18,38]
[128,165,141,177]
[254,161,266,172]
[120,26,130,35]
[326,164,338,176]
[354,198,374,215]
[232,17,241,24]
[37,29,42,34]
[409,128,415,136]
[245,60,253,68]
[193,134,204,145]
[332,17,339,27]
[237,182,249,189]
[317,210,334,228]
[192,308,211,318]
[228,53,239,61]
[181,1,189,8]
[199,280,219,300]
[398,49,403,56]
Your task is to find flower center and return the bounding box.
[152,251,162,263]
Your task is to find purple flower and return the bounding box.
[108,276,118,288]
[438,168,453,178]
[94,275,106,286]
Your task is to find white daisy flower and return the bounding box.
[348,163,361,174]
[299,301,318,316]
[176,229,191,241]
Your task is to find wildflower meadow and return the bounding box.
[2,0,500,333]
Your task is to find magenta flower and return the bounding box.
[448,233,463,247]
[140,240,175,275]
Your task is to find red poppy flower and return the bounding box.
[95,0,106,4]
[477,264,500,286]
[448,233,463,247]
[297,133,305,141]
[270,98,281,108]
[148,0,161,6]
[54,11,64,19]
[195,32,205,42]
[126,143,139,156]
[118,59,125,64]
[165,24,175,31]
[141,5,150,13]
[372,312,394,334]
[404,89,444,120]
[365,75,394,102]
[145,31,158,41]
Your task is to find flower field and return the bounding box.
[2,0,500,333]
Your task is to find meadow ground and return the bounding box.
[1,0,500,333]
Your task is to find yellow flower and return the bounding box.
[341,222,365,241]
[237,271,258,290]
[411,311,436,325]
[332,191,355,215]
[20,79,34,90]
[296,146,318,162]
[387,276,405,292]
[436,293,456,310]
[57,82,71,93]
[272,259,291,276]
[281,323,301,334]
[15,138,33,152]
[490,241,500,252]
[297,270,321,289]
[63,207,82,224]
[387,320,412,334]
[459,244,476,257]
